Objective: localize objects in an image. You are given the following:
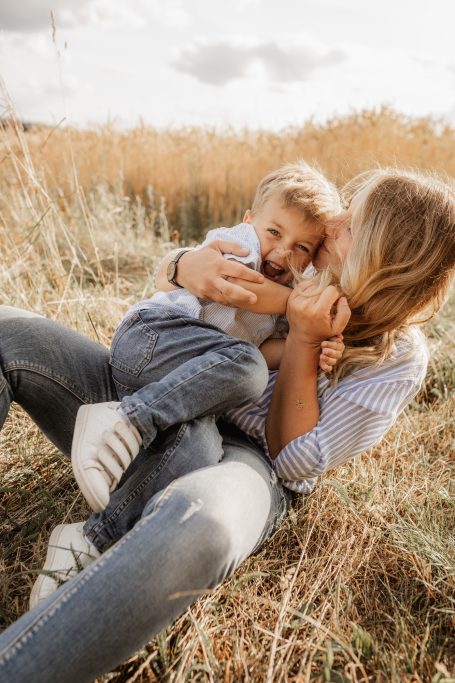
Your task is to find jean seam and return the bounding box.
[88,422,189,534]
[3,361,97,404]
[250,485,288,555]
[0,511,160,663]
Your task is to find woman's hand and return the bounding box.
[175,241,265,307]
[286,281,351,346]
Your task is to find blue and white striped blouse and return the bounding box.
[224,329,428,493]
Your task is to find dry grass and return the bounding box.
[0,108,454,682]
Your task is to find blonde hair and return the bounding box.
[332,168,455,380]
[252,161,341,223]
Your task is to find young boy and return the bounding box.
[71,162,343,512]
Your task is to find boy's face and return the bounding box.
[244,194,323,284]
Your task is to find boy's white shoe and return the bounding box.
[29,523,100,609]
[71,401,142,512]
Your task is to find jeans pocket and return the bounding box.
[110,312,158,377]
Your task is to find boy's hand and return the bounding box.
[319,334,344,373]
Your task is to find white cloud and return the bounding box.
[173,38,346,85]
[0,0,189,33]
[0,0,95,32]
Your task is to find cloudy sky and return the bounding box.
[1,0,455,129]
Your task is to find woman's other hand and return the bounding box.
[287,281,351,346]
[157,241,265,307]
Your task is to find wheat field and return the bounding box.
[0,107,454,682]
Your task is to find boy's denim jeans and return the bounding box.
[111,305,269,448]
[0,308,293,683]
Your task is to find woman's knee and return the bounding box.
[142,483,240,584]
[0,305,44,321]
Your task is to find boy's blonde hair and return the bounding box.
[251,161,341,223]
[332,168,455,380]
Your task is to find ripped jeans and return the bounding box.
[0,309,293,683]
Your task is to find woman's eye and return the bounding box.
[297,244,310,253]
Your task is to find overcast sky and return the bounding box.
[1,0,455,129]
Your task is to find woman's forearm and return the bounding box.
[266,333,320,458]
[222,278,290,314]
[154,247,290,314]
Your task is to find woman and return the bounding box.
[0,168,454,682]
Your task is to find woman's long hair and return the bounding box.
[328,168,455,380]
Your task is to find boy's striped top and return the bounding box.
[224,329,428,493]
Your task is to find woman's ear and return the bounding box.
[243,209,253,223]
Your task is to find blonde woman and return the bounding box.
[0,169,454,683]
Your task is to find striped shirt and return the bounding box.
[224,329,428,493]
[151,223,279,346]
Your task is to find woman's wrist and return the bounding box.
[286,329,323,354]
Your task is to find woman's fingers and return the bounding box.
[214,277,258,307]
[210,239,250,257]
[221,257,264,283]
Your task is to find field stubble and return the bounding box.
[0,109,454,682]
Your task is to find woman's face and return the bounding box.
[312,210,353,275]
[312,184,370,275]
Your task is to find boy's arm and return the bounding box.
[260,339,285,369]
[261,336,344,372]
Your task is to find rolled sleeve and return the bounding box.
[202,224,261,269]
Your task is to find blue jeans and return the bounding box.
[111,305,269,447]
[0,308,293,683]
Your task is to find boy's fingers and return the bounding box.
[321,340,343,350]
[321,348,341,359]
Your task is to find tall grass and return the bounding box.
[0,108,454,682]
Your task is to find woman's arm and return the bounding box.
[155,242,291,314]
[266,282,351,458]
[155,243,264,307]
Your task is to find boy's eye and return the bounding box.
[267,228,280,237]
[297,244,310,253]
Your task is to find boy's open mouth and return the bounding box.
[262,259,286,280]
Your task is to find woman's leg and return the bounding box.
[0,315,117,455]
[85,416,225,548]
[0,430,290,683]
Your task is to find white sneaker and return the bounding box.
[29,523,100,609]
[71,401,142,512]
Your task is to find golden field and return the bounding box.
[0,107,454,682]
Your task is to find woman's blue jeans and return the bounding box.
[0,308,292,683]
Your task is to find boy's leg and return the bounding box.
[84,415,225,549]
[111,306,269,447]
[0,315,116,456]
